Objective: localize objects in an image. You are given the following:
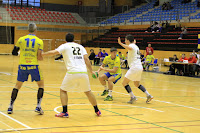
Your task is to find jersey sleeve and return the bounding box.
[56,44,65,54]
[15,37,22,47]
[38,39,44,51]
[114,58,120,68]
[103,57,107,65]
[152,55,155,59]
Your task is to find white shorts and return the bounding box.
[61,73,91,92]
[125,66,143,81]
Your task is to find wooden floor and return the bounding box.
[0,55,200,133]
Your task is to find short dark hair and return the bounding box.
[90,49,94,52]
[119,52,121,54]
[110,47,117,52]
[125,34,134,43]
[65,33,74,42]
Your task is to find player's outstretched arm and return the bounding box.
[118,37,133,50]
[42,50,60,57]
[98,64,105,73]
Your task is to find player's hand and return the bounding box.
[118,37,122,45]
[91,71,97,78]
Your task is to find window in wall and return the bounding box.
[2,0,40,7]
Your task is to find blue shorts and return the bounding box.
[17,65,43,82]
[104,72,122,84]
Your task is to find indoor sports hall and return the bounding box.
[0,0,200,133]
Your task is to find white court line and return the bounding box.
[0,111,31,129]
[0,120,21,133]
[54,104,164,113]
[113,91,200,111]
[0,91,102,93]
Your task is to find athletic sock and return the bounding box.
[63,105,68,113]
[9,88,19,108]
[108,90,112,96]
[144,91,150,97]
[37,88,44,108]
[93,105,99,112]
[125,85,135,98]
[104,85,108,90]
[138,85,150,97]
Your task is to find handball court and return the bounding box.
[0,55,200,133]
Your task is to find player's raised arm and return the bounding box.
[42,50,60,56]
[118,37,133,50]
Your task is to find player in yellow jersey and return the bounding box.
[98,47,122,101]
[7,23,44,115]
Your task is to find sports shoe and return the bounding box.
[104,95,113,101]
[95,110,101,116]
[127,97,137,104]
[146,95,154,103]
[35,107,44,115]
[55,112,69,118]
[7,108,13,114]
[101,90,108,96]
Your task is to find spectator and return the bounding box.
[154,0,159,7]
[124,52,128,68]
[146,44,154,56]
[192,50,197,57]
[102,50,108,58]
[182,0,191,4]
[198,0,200,7]
[168,55,179,75]
[178,54,188,62]
[178,27,187,40]
[118,52,125,60]
[166,2,173,10]
[89,49,96,65]
[162,2,167,10]
[161,20,170,33]
[97,49,103,58]
[197,50,200,59]
[143,51,155,71]
[188,54,197,76]
[175,19,182,31]
[152,22,160,32]
[162,2,173,10]
[188,53,197,63]
[94,49,103,65]
[146,21,154,32]
[196,55,200,76]
[118,52,126,66]
[177,54,188,75]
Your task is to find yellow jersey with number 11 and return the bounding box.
[16,34,43,65]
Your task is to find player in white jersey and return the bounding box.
[118,34,153,104]
[43,33,101,117]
